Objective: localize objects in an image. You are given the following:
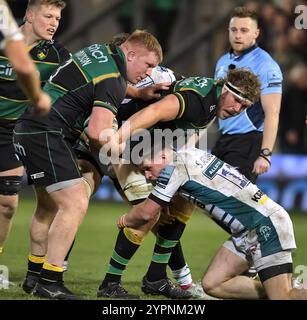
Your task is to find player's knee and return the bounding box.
[170,207,192,225]
[0,201,17,220]
[0,176,22,196]
[202,275,220,296]
[124,227,147,245]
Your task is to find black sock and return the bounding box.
[27,254,45,277]
[101,228,139,287]
[64,238,75,262]
[146,218,186,282]
[39,264,63,285]
[168,241,186,271]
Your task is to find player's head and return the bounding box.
[217,68,260,119]
[110,32,130,46]
[134,141,173,181]
[120,30,163,84]
[24,0,66,41]
[229,6,259,55]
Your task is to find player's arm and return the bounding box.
[253,93,281,174]
[87,107,115,150]
[127,82,171,100]
[118,197,162,229]
[118,94,180,144]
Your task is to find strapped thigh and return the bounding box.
[0,175,22,195]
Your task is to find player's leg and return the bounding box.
[0,167,23,253]
[0,122,24,254]
[255,209,307,299]
[262,271,307,299]
[62,157,100,271]
[14,129,89,299]
[97,163,148,299]
[141,195,193,299]
[202,242,265,299]
[22,187,58,293]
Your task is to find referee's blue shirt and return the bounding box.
[215,44,282,135]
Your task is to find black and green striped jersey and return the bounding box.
[19,44,127,142]
[0,39,70,120]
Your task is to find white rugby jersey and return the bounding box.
[0,0,24,49]
[122,65,177,104]
[149,148,281,233]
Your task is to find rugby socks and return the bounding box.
[63,239,75,271]
[0,247,3,255]
[172,264,193,289]
[145,218,186,281]
[101,228,139,287]
[39,262,64,285]
[168,242,193,288]
[168,241,186,270]
[26,253,46,278]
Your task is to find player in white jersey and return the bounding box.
[117,145,307,300]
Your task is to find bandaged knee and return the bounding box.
[123,227,147,245]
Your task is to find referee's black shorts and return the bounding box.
[212,131,262,183]
[13,123,82,192]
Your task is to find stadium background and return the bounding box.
[1,0,306,300]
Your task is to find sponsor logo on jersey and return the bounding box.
[220,165,249,188]
[203,158,224,179]
[156,165,175,189]
[251,189,268,204]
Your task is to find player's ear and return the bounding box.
[126,50,136,62]
[25,9,34,24]
[255,28,260,39]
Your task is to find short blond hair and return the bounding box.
[27,0,66,10]
[125,30,163,63]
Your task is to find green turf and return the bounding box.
[0,197,306,300]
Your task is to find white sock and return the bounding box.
[62,260,69,272]
[172,264,193,288]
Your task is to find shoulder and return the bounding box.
[253,47,281,70]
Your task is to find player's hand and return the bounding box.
[138,82,171,100]
[117,214,127,229]
[252,156,271,175]
[158,206,175,226]
[32,92,51,116]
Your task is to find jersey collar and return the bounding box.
[229,43,258,61]
[108,44,127,81]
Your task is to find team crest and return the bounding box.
[37,49,47,60]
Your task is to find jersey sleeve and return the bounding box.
[0,1,24,49]
[93,77,126,115]
[149,164,185,206]
[258,61,283,95]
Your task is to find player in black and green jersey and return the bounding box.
[14,30,163,300]
[0,0,67,257]
[107,68,261,299]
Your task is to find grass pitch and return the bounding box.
[0,196,306,300]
